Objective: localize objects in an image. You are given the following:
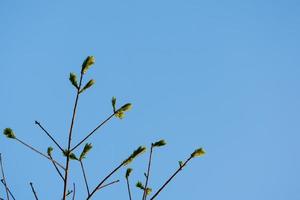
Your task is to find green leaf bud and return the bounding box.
[79,143,93,161]
[120,103,132,112]
[136,181,145,190]
[123,146,146,166]
[80,79,95,94]
[191,148,205,158]
[146,187,152,195]
[69,73,79,89]
[81,56,95,74]
[47,147,53,156]
[111,96,117,112]
[152,139,166,147]
[125,168,133,179]
[3,128,16,139]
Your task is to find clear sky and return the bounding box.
[1,1,300,199]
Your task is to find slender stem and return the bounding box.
[15,137,65,170]
[0,154,9,200]
[87,162,124,200]
[143,145,154,200]
[0,180,16,200]
[30,182,38,200]
[62,73,83,200]
[71,112,115,152]
[35,121,64,152]
[80,160,90,195]
[126,178,132,200]
[98,179,119,190]
[149,156,193,200]
[49,154,65,181]
[72,183,76,200]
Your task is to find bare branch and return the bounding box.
[126,177,132,200]
[80,160,90,195]
[0,154,10,200]
[0,179,16,200]
[97,179,119,190]
[143,144,154,200]
[70,112,115,152]
[14,137,65,170]
[30,182,38,200]
[87,162,124,200]
[149,156,193,200]
[49,154,65,181]
[62,72,83,200]
[35,121,64,152]
[72,183,76,200]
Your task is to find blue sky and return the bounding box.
[1,0,300,199]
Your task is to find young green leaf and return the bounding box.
[79,143,93,161]
[69,73,79,89]
[81,56,95,74]
[111,96,117,112]
[178,160,183,167]
[3,128,16,139]
[115,103,132,119]
[123,146,146,166]
[145,187,152,195]
[115,111,125,119]
[125,168,133,179]
[69,153,78,160]
[119,103,132,112]
[79,79,95,94]
[191,148,205,158]
[152,139,167,147]
[63,150,78,160]
[47,147,54,156]
[136,181,145,190]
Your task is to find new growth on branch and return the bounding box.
[2,56,205,200]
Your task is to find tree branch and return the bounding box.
[87,162,124,200]
[126,177,132,200]
[62,72,83,200]
[14,137,65,170]
[30,182,38,200]
[70,112,115,152]
[97,179,119,190]
[143,144,154,200]
[0,154,9,200]
[35,121,64,152]
[149,156,193,200]
[80,160,90,195]
[49,154,65,181]
[0,180,16,200]
[72,183,76,200]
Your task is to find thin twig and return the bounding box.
[49,154,65,181]
[149,156,193,200]
[15,137,65,170]
[61,190,73,200]
[0,180,16,200]
[70,112,115,152]
[0,154,10,200]
[80,160,90,195]
[35,121,64,152]
[126,177,132,200]
[97,179,119,190]
[87,162,124,200]
[30,182,38,200]
[143,144,154,200]
[62,72,83,200]
[72,183,76,200]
